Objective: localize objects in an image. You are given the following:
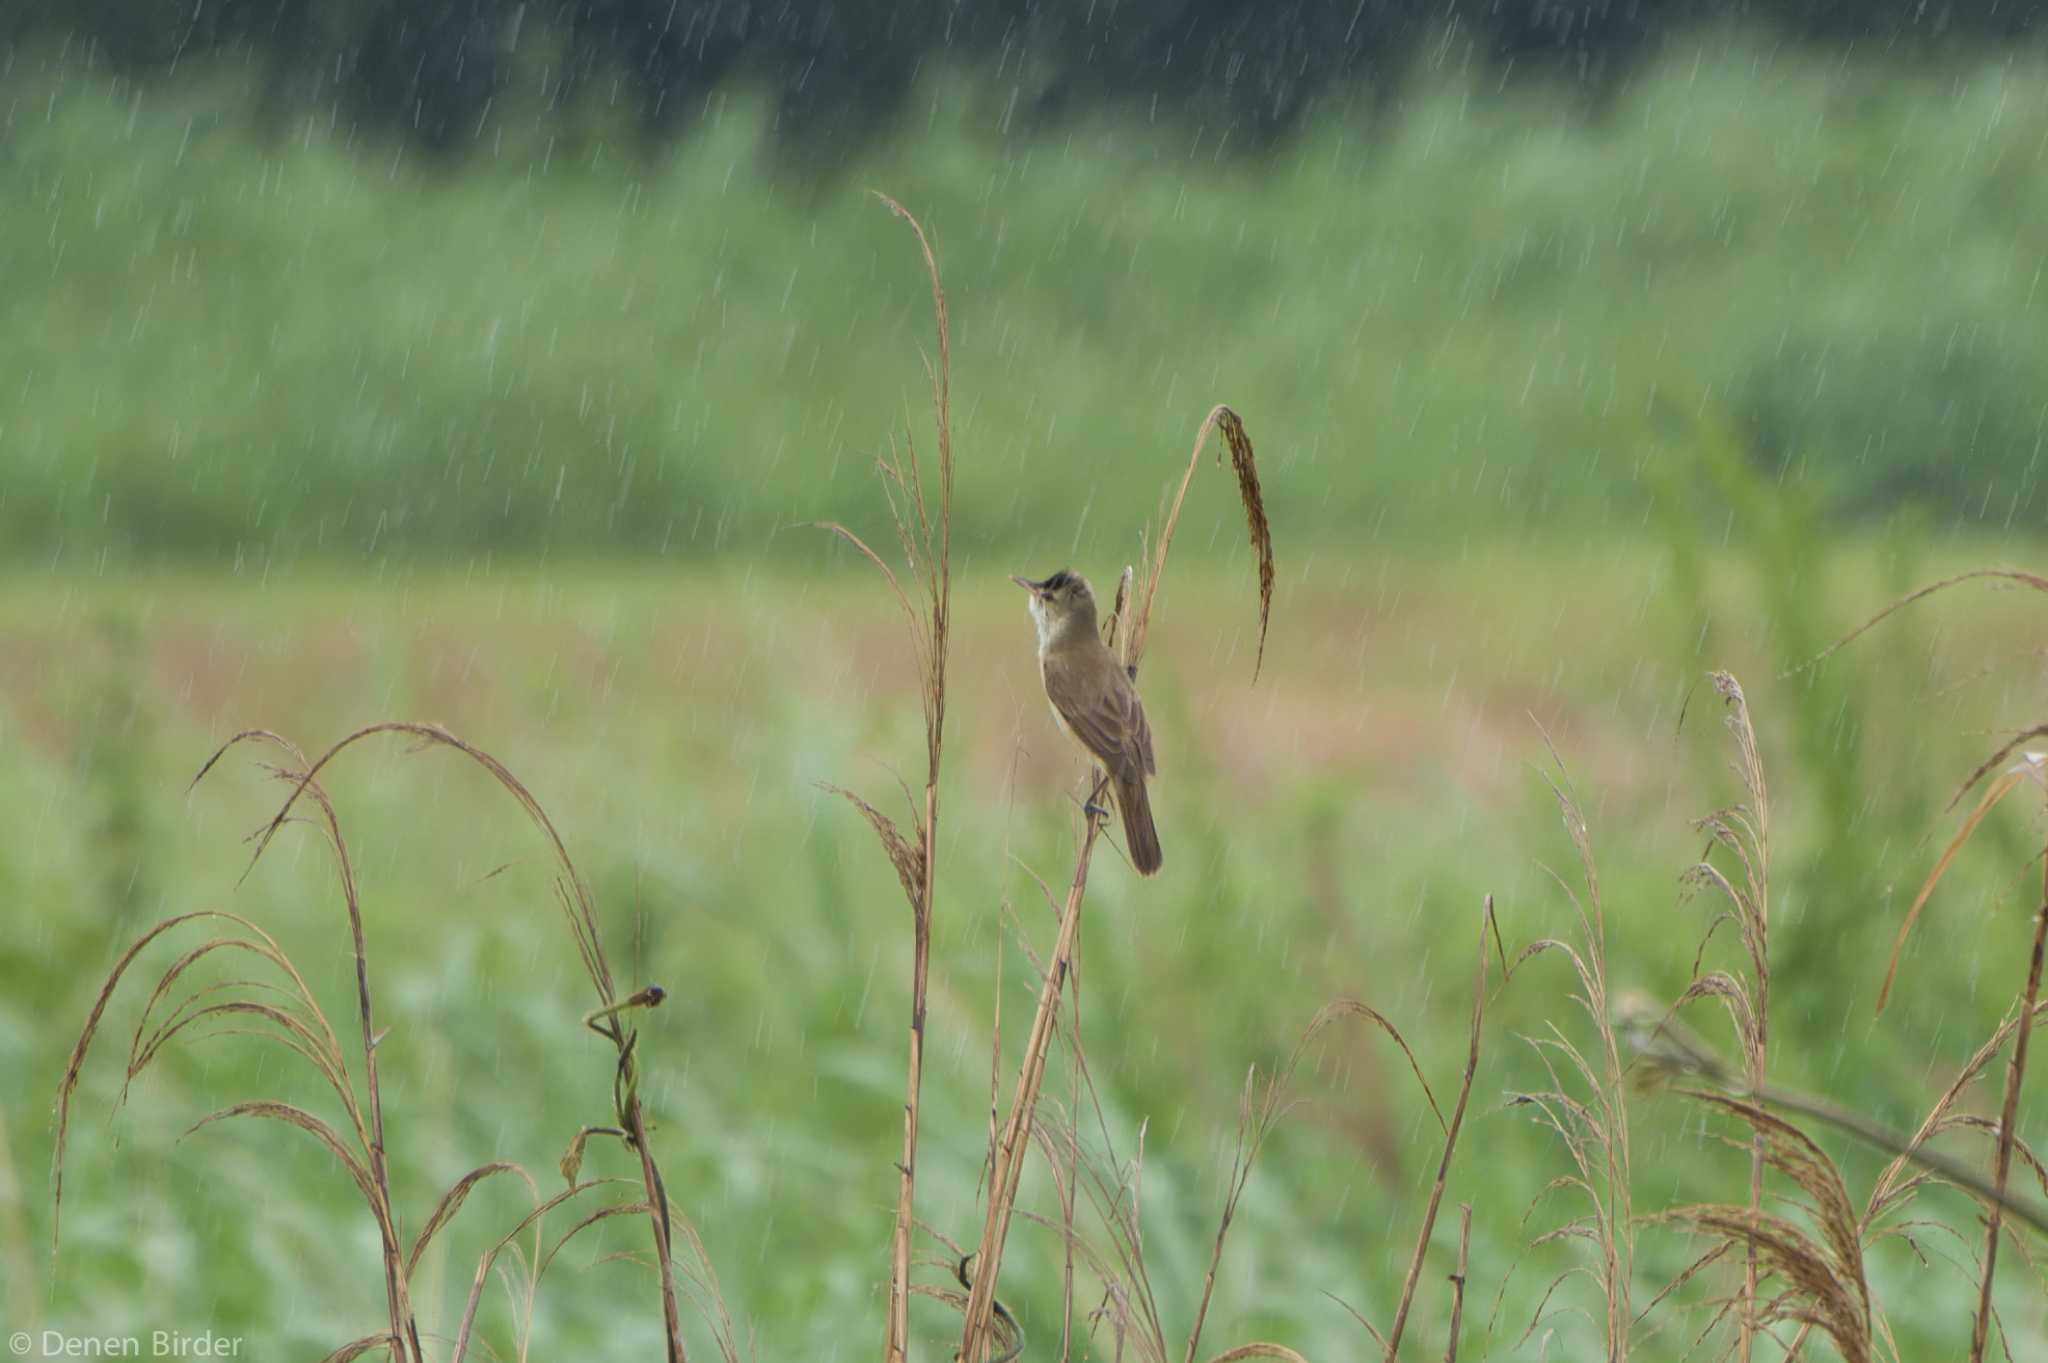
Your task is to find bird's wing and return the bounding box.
[1044,650,1154,783]
[1133,684,1157,776]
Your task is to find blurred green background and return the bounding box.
[5,18,2048,1362]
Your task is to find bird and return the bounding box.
[1011,569,1162,875]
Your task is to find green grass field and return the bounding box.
[4,541,2047,1357]
[5,34,2048,565]
[5,25,2048,1362]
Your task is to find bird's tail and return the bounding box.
[1115,774,1163,876]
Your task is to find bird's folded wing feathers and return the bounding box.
[1045,651,1155,782]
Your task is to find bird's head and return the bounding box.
[1011,569,1099,647]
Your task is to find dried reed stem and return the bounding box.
[1797,568,2048,676]
[1384,900,1491,1360]
[864,191,958,1358]
[1876,760,2036,1014]
[1684,674,1771,1363]
[1518,746,1634,1359]
[1060,926,1083,1363]
[886,780,938,1363]
[1740,1068,1766,1347]
[1857,998,2048,1236]
[628,1099,687,1359]
[1444,1204,1472,1363]
[819,192,953,1363]
[219,732,422,1360]
[955,402,1268,1359]
[354,881,417,1363]
[1126,404,1271,681]
[1968,869,2048,1362]
[1182,1059,1268,1363]
[212,723,684,1360]
[451,1178,603,1361]
[320,765,416,1361]
[958,820,1104,1358]
[1737,719,1770,1363]
[61,715,713,1360]
[804,211,950,1363]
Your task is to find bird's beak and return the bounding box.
[1010,574,1043,594]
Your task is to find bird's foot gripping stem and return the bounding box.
[1082,772,1112,821]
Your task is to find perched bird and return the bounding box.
[1011,569,1162,875]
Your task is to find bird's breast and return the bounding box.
[1038,654,1087,751]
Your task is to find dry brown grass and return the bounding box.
[1504,659,2043,1363]
[810,192,954,1363]
[1506,749,1636,1361]
[53,724,732,1363]
[952,387,1276,1359]
[1591,608,2048,1363]
[1378,902,1495,1362]
[813,198,1288,1362]
[1808,568,2048,1362]
[1657,1093,1872,1363]
[817,198,1491,1363]
[1675,672,1775,1362]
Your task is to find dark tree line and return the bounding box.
[6,1,2042,156]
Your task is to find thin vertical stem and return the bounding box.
[1060,927,1083,1362]
[1444,1204,1471,1363]
[885,788,936,1363]
[959,816,1104,1360]
[1384,902,1490,1361]
[323,792,415,1363]
[1968,860,2048,1362]
[957,398,1262,1360]
[1740,991,1767,1363]
[1723,675,1768,1363]
[873,193,952,1363]
[626,1097,687,1361]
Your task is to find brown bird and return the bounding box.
[1012,569,1162,875]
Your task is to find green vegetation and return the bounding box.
[5,544,2048,1356]
[5,37,2048,566]
[6,29,2048,1363]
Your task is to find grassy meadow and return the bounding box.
[6,546,2048,1358]
[3,27,2048,1363]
